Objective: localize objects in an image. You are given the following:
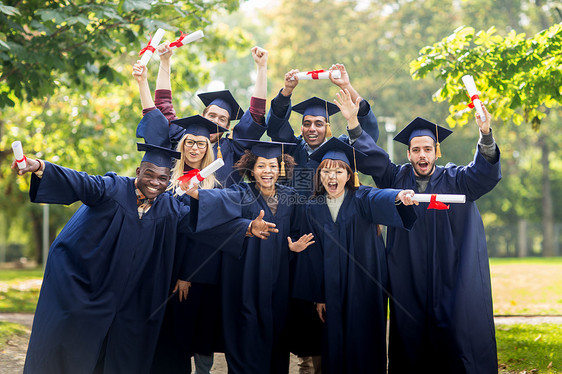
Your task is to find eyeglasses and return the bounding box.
[184,140,208,149]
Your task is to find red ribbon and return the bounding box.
[467,94,479,109]
[16,155,27,164]
[427,194,449,210]
[178,169,204,184]
[307,69,325,79]
[139,38,155,56]
[169,32,188,48]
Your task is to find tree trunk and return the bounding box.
[539,134,554,256]
[517,219,528,257]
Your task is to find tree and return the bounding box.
[410,22,562,256]
[0,0,250,263]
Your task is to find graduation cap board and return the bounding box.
[136,109,181,168]
[197,90,244,121]
[171,115,229,139]
[393,117,453,158]
[309,137,367,187]
[235,139,297,177]
[292,97,340,138]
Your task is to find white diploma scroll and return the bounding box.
[176,158,225,196]
[12,141,26,169]
[139,28,166,66]
[412,194,466,204]
[158,30,205,55]
[461,75,486,122]
[290,69,342,81]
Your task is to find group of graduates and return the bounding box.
[13,41,502,374]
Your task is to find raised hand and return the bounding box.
[282,69,300,96]
[475,103,491,135]
[156,41,173,61]
[329,63,350,88]
[250,210,279,240]
[287,233,315,253]
[132,61,147,83]
[334,89,361,122]
[252,46,268,67]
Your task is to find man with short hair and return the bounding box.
[353,105,501,374]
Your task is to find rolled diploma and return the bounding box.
[139,28,166,66]
[176,158,225,196]
[412,194,466,204]
[461,75,486,122]
[290,70,341,81]
[12,141,26,169]
[159,30,205,54]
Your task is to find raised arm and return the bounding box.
[329,63,379,142]
[132,62,156,110]
[266,69,300,143]
[355,186,417,230]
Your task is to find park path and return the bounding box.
[1,313,561,374]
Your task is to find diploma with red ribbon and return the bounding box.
[290,69,342,81]
[176,158,224,196]
[412,193,466,210]
[158,30,205,55]
[138,28,166,66]
[12,141,27,169]
[461,75,486,122]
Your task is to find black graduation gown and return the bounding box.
[23,162,249,374]
[193,183,302,374]
[292,187,416,374]
[353,134,502,373]
[169,110,267,187]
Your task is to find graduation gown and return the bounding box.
[292,186,416,374]
[266,97,379,196]
[23,162,249,374]
[193,183,302,374]
[353,134,502,373]
[169,110,267,187]
[150,192,225,374]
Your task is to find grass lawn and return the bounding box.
[497,323,561,374]
[0,266,42,313]
[490,257,562,315]
[0,321,27,350]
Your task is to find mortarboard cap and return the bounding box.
[171,115,228,139]
[135,109,180,168]
[309,137,367,171]
[198,90,244,121]
[393,117,453,146]
[235,139,296,159]
[137,143,181,169]
[292,97,340,119]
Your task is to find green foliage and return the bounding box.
[497,323,561,373]
[0,0,249,262]
[410,23,562,129]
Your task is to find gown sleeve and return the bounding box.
[354,186,417,230]
[266,91,299,144]
[30,162,118,207]
[352,129,401,188]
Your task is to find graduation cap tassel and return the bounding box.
[216,123,223,159]
[280,143,286,177]
[435,123,441,158]
[353,148,360,187]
